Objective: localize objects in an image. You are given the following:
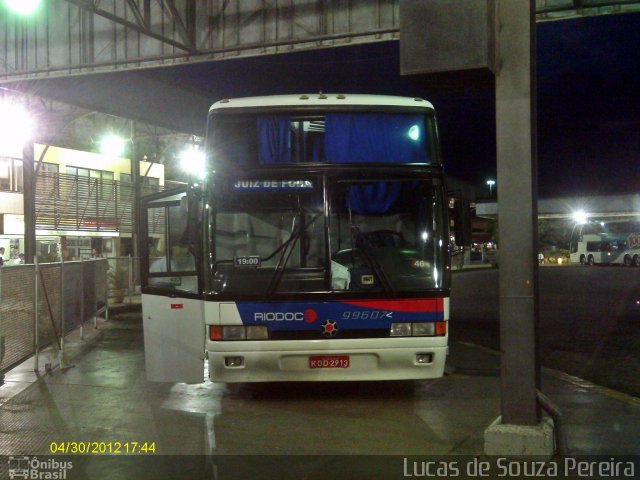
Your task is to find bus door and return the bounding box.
[140,188,204,383]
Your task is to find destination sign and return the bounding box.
[232,179,314,191]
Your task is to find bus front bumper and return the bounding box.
[206,338,448,382]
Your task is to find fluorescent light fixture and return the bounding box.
[180,147,206,179]
[5,0,41,15]
[100,135,126,157]
[0,100,33,156]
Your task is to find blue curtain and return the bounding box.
[347,183,403,215]
[257,115,291,164]
[325,113,427,214]
[324,113,429,164]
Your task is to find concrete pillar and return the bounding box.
[484,0,554,456]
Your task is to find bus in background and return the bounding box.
[140,94,457,383]
[570,221,640,266]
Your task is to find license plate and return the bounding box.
[309,356,350,369]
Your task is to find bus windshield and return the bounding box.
[210,176,446,296]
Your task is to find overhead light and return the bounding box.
[572,210,588,225]
[5,0,41,15]
[100,135,126,157]
[0,100,33,156]
[180,147,206,179]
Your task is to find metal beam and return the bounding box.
[125,0,148,29]
[62,0,194,52]
[144,0,151,26]
[161,0,198,52]
[0,26,398,80]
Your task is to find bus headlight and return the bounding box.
[390,322,447,337]
[211,325,269,340]
[246,325,268,340]
[222,326,246,340]
[390,323,412,337]
[412,322,436,336]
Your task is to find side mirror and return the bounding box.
[450,197,470,247]
[181,183,204,249]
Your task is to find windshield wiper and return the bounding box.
[356,241,394,296]
[266,213,321,297]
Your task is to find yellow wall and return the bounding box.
[34,144,164,184]
[140,161,165,186]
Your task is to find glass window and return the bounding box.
[0,157,11,191]
[211,179,325,295]
[65,237,91,260]
[13,159,23,192]
[39,162,59,174]
[329,179,445,292]
[0,157,24,192]
[210,111,437,168]
[209,176,445,296]
[146,203,198,293]
[147,207,167,273]
[99,171,114,200]
[143,177,160,187]
[168,205,195,273]
[38,162,59,196]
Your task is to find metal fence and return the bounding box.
[0,258,108,382]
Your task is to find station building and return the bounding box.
[0,142,164,262]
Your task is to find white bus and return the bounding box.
[140,94,456,383]
[570,222,640,266]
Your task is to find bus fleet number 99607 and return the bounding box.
[341,310,393,320]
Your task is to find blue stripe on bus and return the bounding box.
[234,299,444,331]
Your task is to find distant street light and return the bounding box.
[572,210,588,225]
[486,179,496,197]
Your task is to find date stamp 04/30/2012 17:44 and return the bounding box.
[48,441,156,455]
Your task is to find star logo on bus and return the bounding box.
[321,320,338,337]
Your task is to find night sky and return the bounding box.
[536,13,640,198]
[154,12,640,199]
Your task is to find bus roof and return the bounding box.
[209,94,434,112]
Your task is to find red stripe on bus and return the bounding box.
[341,299,442,312]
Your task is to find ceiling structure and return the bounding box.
[1,0,639,175]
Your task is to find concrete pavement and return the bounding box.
[0,312,638,479]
